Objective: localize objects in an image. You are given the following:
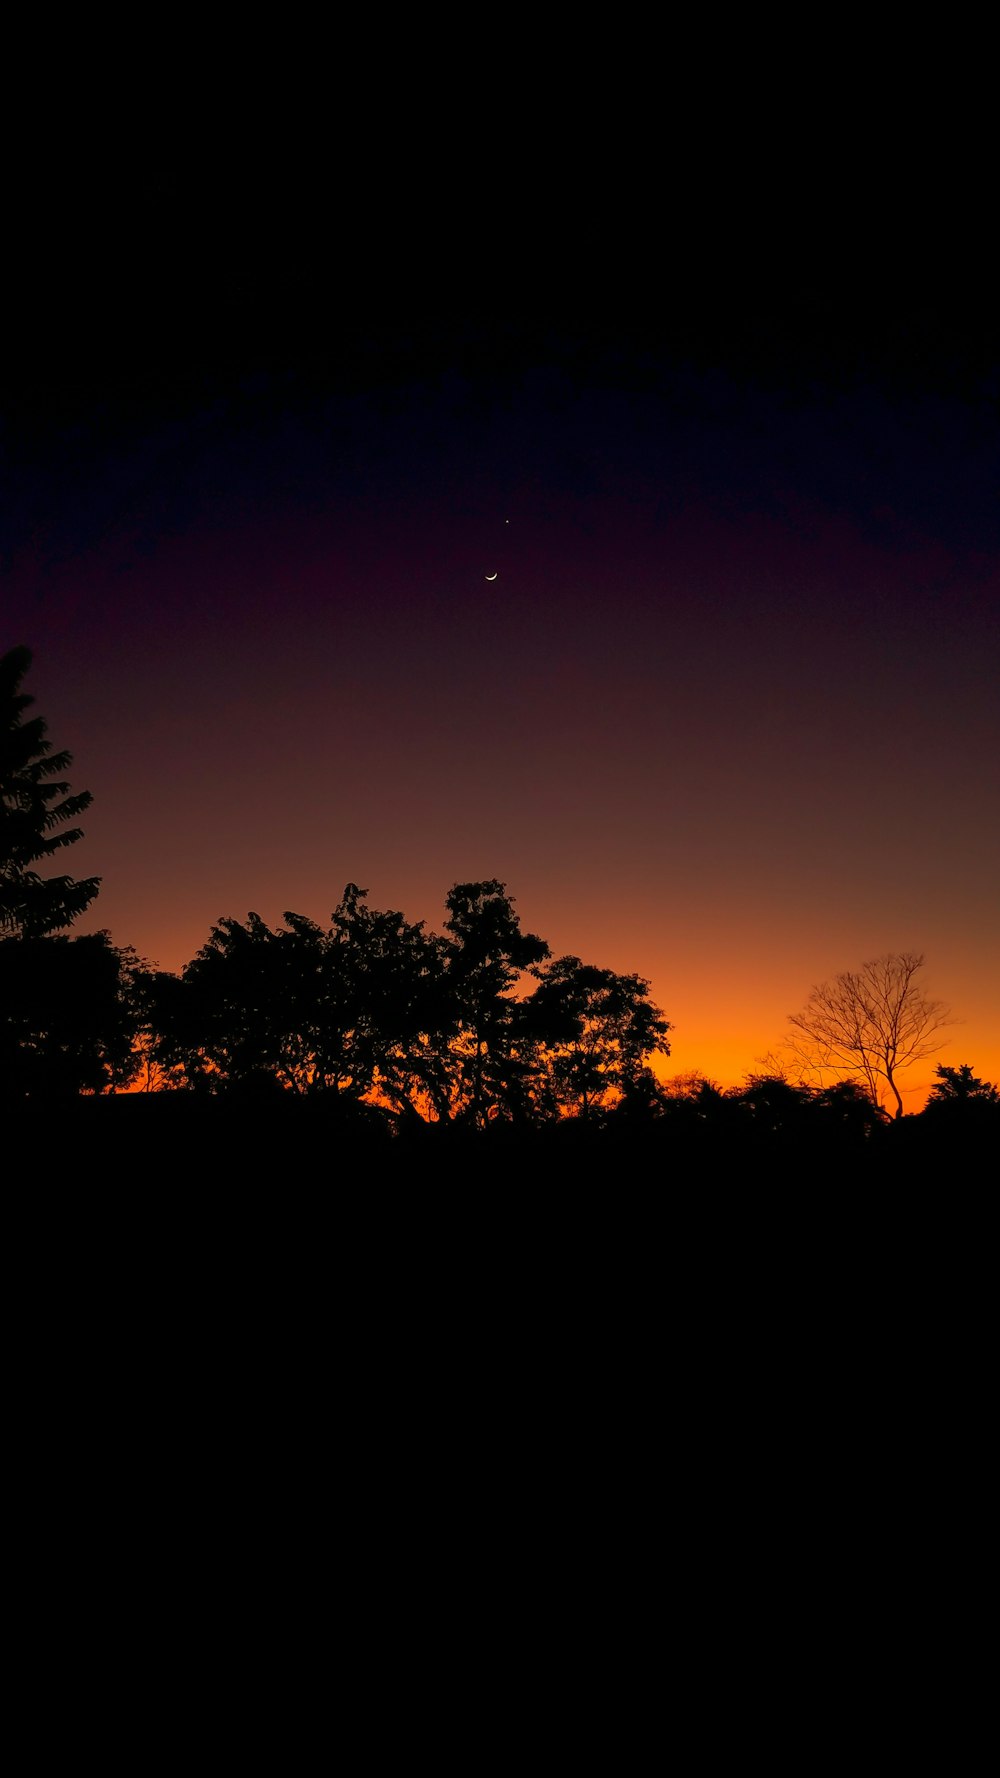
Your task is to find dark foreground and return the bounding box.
[8,1083,990,1729]
[14,1087,997,1187]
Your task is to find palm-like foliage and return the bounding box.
[0,647,100,936]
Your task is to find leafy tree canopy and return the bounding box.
[139,879,676,1129]
[147,888,452,1114]
[442,880,550,1126]
[523,955,672,1121]
[926,1062,999,1105]
[0,931,143,1102]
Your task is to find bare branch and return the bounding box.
[788,952,952,1118]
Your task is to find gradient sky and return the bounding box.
[4,176,998,1109]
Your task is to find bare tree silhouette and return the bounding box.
[788,952,951,1118]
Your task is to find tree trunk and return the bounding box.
[886,1070,904,1119]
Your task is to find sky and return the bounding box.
[3,165,998,1109]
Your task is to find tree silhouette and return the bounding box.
[788,952,951,1119]
[146,887,451,1110]
[442,881,550,1126]
[920,1061,1000,1152]
[140,879,682,1131]
[323,885,452,1120]
[0,646,100,936]
[157,911,309,1094]
[523,956,671,1121]
[0,930,143,1102]
[926,1063,998,1104]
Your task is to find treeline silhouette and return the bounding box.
[3,880,997,1179]
[3,645,997,1177]
[3,879,671,1117]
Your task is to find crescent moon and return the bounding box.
[485,571,498,581]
